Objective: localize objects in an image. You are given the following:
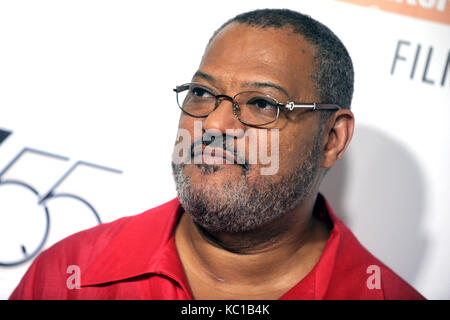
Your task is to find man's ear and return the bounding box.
[321,110,354,169]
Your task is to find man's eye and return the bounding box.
[191,87,213,98]
[248,98,277,110]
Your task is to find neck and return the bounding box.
[192,205,314,255]
[175,192,330,286]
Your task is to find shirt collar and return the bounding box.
[81,198,189,291]
[279,193,341,299]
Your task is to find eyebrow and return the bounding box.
[192,71,291,98]
[193,71,217,84]
[242,81,290,98]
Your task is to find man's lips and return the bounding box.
[192,144,238,164]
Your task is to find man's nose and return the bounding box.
[203,98,245,135]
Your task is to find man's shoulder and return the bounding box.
[314,195,425,300]
[9,198,181,299]
[328,219,425,299]
[44,197,181,262]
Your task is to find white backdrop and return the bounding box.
[0,0,449,299]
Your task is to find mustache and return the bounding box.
[190,132,248,167]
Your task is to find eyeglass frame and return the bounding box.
[173,82,341,127]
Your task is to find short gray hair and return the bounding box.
[209,8,354,110]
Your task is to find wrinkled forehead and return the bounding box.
[198,23,318,101]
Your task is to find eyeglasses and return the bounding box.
[173,82,341,127]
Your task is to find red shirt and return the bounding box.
[9,194,425,300]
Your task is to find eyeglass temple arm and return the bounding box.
[284,102,341,111]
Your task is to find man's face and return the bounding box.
[172,23,325,233]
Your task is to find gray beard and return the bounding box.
[171,138,321,234]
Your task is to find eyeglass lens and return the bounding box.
[176,83,279,125]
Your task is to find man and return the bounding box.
[10,8,424,300]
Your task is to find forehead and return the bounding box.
[198,23,318,100]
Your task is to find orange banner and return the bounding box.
[336,0,450,25]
